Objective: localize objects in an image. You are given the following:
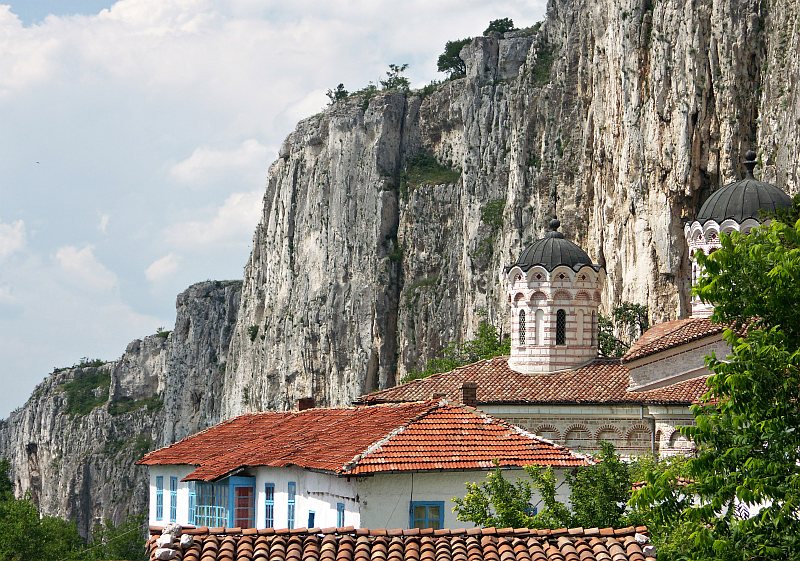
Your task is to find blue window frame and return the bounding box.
[228,476,256,528]
[195,481,229,527]
[188,482,196,525]
[264,483,275,528]
[155,476,164,520]
[336,502,345,527]
[409,501,444,529]
[287,482,296,529]
[307,511,315,528]
[169,476,178,522]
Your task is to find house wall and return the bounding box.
[254,466,359,529]
[147,465,195,526]
[355,469,571,529]
[146,466,572,530]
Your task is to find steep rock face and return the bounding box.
[225,0,800,414]
[0,281,241,536]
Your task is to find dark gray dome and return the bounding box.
[696,150,792,224]
[514,219,594,271]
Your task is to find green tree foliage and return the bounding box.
[483,18,516,35]
[452,464,570,529]
[0,459,147,560]
[401,316,510,383]
[380,63,410,91]
[454,444,638,530]
[568,442,631,528]
[598,302,649,357]
[631,205,800,559]
[437,38,471,79]
[325,83,348,104]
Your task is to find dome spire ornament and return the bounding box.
[743,149,757,179]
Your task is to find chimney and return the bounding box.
[297,397,315,411]
[461,382,478,407]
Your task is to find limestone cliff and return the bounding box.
[224,0,800,415]
[3,0,800,534]
[0,281,240,536]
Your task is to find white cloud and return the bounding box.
[169,139,269,186]
[163,190,261,249]
[0,219,25,259]
[55,245,118,291]
[145,252,180,282]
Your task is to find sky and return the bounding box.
[0,0,546,418]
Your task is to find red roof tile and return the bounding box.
[148,526,656,561]
[137,401,589,480]
[357,357,706,406]
[622,318,724,362]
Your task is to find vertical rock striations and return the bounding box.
[226,0,800,414]
[0,281,241,536]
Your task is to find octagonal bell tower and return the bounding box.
[506,219,605,374]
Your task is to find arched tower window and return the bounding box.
[535,309,544,345]
[518,310,526,345]
[556,309,567,345]
[591,311,596,346]
[577,310,585,345]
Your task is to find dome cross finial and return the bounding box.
[743,149,757,179]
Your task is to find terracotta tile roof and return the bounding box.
[622,318,724,362]
[357,357,706,406]
[148,525,656,561]
[137,401,588,481]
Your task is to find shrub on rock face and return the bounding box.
[437,38,471,79]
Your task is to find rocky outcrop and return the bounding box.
[0,281,240,536]
[224,0,800,414]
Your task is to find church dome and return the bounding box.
[696,150,791,224]
[514,219,594,271]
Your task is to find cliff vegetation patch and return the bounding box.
[59,367,111,416]
[400,152,461,194]
[108,395,163,416]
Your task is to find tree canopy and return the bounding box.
[631,201,800,559]
[0,459,147,561]
[483,18,516,35]
[437,38,471,79]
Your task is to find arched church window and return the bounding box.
[535,309,544,345]
[591,311,596,346]
[518,310,526,345]
[556,309,567,345]
[577,310,585,345]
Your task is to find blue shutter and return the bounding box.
[155,476,164,521]
[287,482,296,529]
[336,502,345,527]
[169,476,178,522]
[188,482,196,525]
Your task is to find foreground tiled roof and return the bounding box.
[148,526,656,561]
[622,318,724,362]
[358,357,706,406]
[137,401,588,481]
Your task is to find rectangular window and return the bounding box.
[169,476,178,522]
[188,482,196,525]
[307,511,315,528]
[264,483,275,528]
[155,476,164,521]
[194,482,229,527]
[287,482,296,529]
[336,502,345,527]
[409,501,444,530]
